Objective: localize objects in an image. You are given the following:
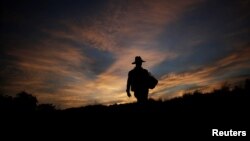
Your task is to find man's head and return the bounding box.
[132,56,145,67]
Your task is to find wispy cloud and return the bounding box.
[1,0,249,109]
[152,46,250,100]
[27,0,199,108]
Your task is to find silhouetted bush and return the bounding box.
[0,91,38,112]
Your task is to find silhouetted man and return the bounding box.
[126,56,150,103]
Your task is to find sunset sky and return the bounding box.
[1,0,249,108]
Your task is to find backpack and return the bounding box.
[147,73,158,89]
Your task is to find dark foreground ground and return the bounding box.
[1,80,249,138]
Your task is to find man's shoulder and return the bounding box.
[140,68,148,73]
[129,68,148,73]
[128,69,134,76]
[129,69,134,73]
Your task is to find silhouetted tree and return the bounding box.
[14,91,37,112]
[37,104,56,112]
[0,94,14,112]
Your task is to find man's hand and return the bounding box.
[126,89,131,97]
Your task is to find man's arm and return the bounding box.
[126,72,131,97]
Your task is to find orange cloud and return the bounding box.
[1,0,213,109]
[24,0,201,108]
[152,47,250,100]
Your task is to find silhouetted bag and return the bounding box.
[147,73,158,89]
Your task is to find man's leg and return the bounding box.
[135,89,148,104]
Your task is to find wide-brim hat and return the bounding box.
[132,56,145,64]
